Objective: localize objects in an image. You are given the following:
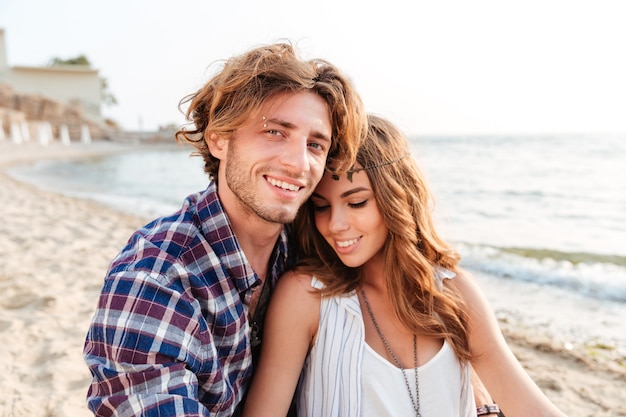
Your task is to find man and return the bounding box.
[83,42,366,416]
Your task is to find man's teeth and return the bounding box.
[267,178,300,191]
[337,238,358,248]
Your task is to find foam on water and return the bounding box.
[459,243,626,302]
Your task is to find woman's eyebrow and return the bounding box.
[312,187,369,200]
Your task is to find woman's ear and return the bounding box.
[206,132,228,160]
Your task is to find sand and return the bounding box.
[0,141,624,417]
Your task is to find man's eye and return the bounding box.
[308,142,326,152]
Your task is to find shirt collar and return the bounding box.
[196,182,290,293]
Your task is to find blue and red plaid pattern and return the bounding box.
[84,182,290,416]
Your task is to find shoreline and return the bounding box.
[1,141,624,416]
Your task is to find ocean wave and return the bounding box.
[458,243,626,303]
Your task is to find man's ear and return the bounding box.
[206,132,228,160]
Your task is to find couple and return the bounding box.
[83,43,566,417]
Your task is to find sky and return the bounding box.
[1,0,625,136]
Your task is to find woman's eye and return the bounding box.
[313,205,330,212]
[349,200,368,209]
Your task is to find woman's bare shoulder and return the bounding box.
[273,270,321,302]
[267,270,322,339]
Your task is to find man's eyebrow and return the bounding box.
[267,118,331,143]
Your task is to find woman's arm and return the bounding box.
[471,365,500,414]
[451,269,567,417]
[242,272,321,417]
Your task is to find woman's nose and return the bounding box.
[328,208,350,233]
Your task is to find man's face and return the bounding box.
[218,91,332,225]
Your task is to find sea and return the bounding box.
[8,133,626,363]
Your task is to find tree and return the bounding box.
[48,54,91,66]
[48,54,117,107]
[100,77,117,107]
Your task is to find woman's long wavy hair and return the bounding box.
[175,42,366,178]
[292,114,472,361]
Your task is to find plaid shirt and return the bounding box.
[84,182,290,416]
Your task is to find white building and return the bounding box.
[0,28,102,122]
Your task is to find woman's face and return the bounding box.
[310,168,388,268]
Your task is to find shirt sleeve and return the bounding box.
[83,269,214,416]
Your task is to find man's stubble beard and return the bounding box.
[224,141,306,225]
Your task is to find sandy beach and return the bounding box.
[0,141,624,417]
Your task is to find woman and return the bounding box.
[243,115,567,417]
